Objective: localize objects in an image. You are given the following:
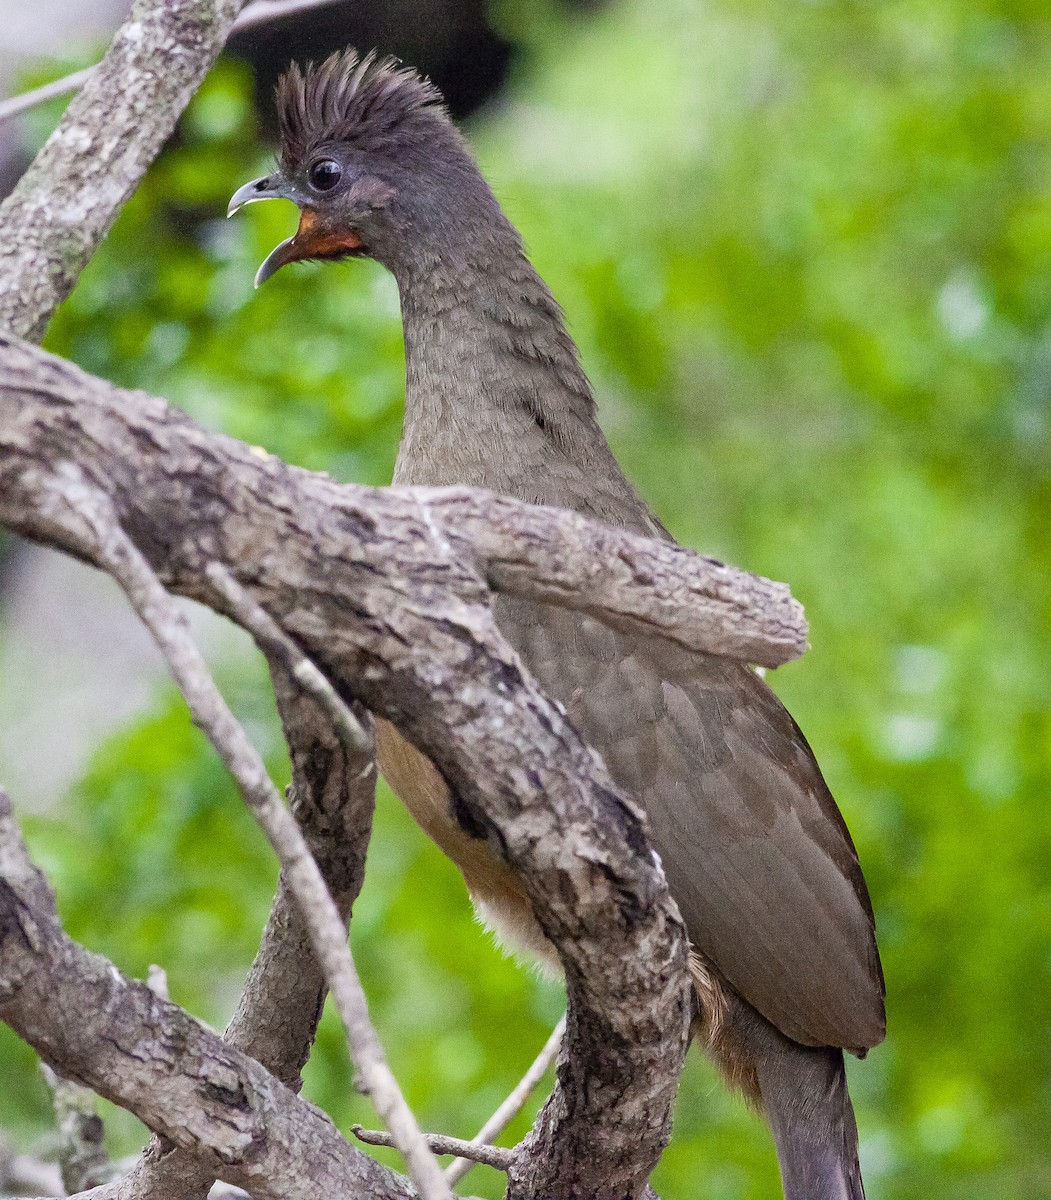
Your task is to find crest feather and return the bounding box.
[276,49,446,172]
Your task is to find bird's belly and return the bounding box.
[374,718,559,972]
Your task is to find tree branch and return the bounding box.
[72,491,447,1198]
[40,1065,117,1191]
[0,67,97,125]
[444,1015,566,1186]
[0,0,354,127]
[0,0,252,340]
[104,669,378,1200]
[354,1127,513,1172]
[436,491,805,667]
[228,670,376,1087]
[230,0,349,37]
[0,788,414,1200]
[207,562,370,753]
[0,335,804,667]
[0,331,698,1195]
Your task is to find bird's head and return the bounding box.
[229,50,472,286]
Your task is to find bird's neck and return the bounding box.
[390,208,655,530]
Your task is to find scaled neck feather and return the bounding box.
[390,174,658,532]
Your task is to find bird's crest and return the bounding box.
[276,50,445,172]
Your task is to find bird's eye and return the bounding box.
[308,159,342,192]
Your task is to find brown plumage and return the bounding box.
[230,50,886,1199]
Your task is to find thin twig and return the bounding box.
[79,490,449,1200]
[352,1126,513,1173]
[231,0,347,35]
[205,561,369,752]
[444,1014,566,1186]
[0,66,96,123]
[0,0,347,125]
[347,1017,566,1185]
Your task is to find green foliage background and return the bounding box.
[2,0,1050,1196]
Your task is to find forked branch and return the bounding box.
[0,788,414,1200]
[0,326,703,1197]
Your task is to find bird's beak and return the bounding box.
[228,174,365,288]
[227,174,294,218]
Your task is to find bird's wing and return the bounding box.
[498,596,886,1053]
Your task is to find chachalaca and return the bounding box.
[230,50,886,1200]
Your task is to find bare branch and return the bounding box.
[353,1127,513,1172]
[0,0,351,127]
[0,788,413,1200]
[231,0,349,36]
[0,329,699,1196]
[444,1016,565,1186]
[0,335,805,667]
[105,672,377,1200]
[206,562,369,753]
[431,489,806,666]
[73,493,447,1199]
[0,0,252,341]
[0,66,97,123]
[227,670,376,1086]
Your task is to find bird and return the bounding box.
[229,49,886,1200]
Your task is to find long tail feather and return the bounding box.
[756,1041,864,1200]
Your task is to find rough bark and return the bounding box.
[0,335,804,669]
[109,676,378,1200]
[0,0,250,340]
[0,330,714,1196]
[0,1,364,126]
[71,489,448,1198]
[0,789,413,1200]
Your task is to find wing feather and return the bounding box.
[498,596,886,1053]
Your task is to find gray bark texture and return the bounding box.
[36,477,451,1199]
[0,789,411,1200]
[0,0,249,340]
[0,328,808,1195]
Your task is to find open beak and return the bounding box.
[228,174,365,288]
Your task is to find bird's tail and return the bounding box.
[755,1040,865,1200]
